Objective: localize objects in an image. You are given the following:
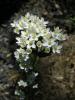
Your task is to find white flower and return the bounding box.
[26,48,32,54]
[14,51,19,60]
[24,67,28,72]
[25,12,31,19]
[48,39,56,47]
[24,55,29,61]
[16,48,26,58]
[15,90,20,96]
[36,41,42,48]
[52,44,62,53]
[20,20,28,29]
[27,40,36,49]
[19,64,24,69]
[42,41,48,47]
[16,37,26,48]
[17,48,25,54]
[34,72,39,77]
[11,21,18,27]
[33,84,38,88]
[14,28,19,34]
[18,80,27,87]
[51,27,66,41]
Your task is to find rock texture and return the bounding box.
[0,26,19,100]
[38,35,75,100]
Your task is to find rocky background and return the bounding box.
[0,0,75,100]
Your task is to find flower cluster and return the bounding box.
[11,13,66,63]
[11,13,66,99]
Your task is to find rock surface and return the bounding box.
[38,35,75,100]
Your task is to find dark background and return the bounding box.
[0,0,27,24]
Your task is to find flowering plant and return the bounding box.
[11,12,66,60]
[11,12,66,99]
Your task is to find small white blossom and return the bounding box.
[19,64,25,69]
[16,37,26,48]
[14,51,19,60]
[15,90,20,96]
[14,28,19,34]
[52,44,62,53]
[36,41,42,48]
[18,80,27,87]
[24,55,29,61]
[33,84,38,88]
[17,48,26,56]
[34,72,39,77]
